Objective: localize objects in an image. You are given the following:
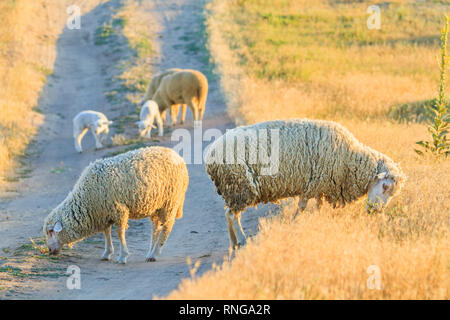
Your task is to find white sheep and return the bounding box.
[73,110,112,153]
[43,146,189,264]
[205,119,406,248]
[136,100,164,139]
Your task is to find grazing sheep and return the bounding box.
[205,119,405,248]
[73,110,112,153]
[43,146,189,264]
[152,69,208,126]
[136,100,164,139]
[139,68,187,127]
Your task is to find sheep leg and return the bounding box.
[199,105,205,120]
[187,99,200,123]
[116,225,129,264]
[100,129,108,144]
[232,213,247,247]
[180,104,187,124]
[155,110,164,137]
[170,105,179,126]
[225,210,239,249]
[294,197,309,219]
[146,115,154,139]
[150,219,175,261]
[74,127,88,153]
[160,109,167,126]
[101,226,114,261]
[91,129,103,149]
[146,220,163,262]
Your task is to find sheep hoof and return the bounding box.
[146,257,156,262]
[101,253,112,261]
[117,256,127,264]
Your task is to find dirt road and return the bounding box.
[0,0,265,299]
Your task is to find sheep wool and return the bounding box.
[43,146,189,262]
[140,68,183,105]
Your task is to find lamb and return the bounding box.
[139,68,187,127]
[205,119,406,248]
[136,100,164,139]
[152,69,208,126]
[43,146,189,264]
[73,110,113,153]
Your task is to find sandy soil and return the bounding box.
[0,0,269,299]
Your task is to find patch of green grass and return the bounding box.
[50,162,70,174]
[222,1,446,82]
[32,107,43,114]
[4,176,19,183]
[132,38,152,58]
[388,99,441,124]
[0,265,66,279]
[95,22,117,45]
[0,266,27,278]
[112,17,128,28]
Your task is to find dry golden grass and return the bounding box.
[169,209,448,299]
[0,1,72,182]
[167,0,450,299]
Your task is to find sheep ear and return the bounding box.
[107,121,113,125]
[135,121,142,126]
[54,221,63,233]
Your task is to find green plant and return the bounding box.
[94,22,116,45]
[416,17,450,157]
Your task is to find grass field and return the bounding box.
[167,0,450,299]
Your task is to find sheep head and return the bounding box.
[45,221,64,255]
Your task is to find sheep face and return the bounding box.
[45,221,63,255]
[366,172,396,213]
[94,120,112,136]
[136,121,154,138]
[137,121,147,136]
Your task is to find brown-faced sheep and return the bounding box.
[139,68,186,127]
[43,146,189,263]
[152,69,208,126]
[205,119,405,248]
